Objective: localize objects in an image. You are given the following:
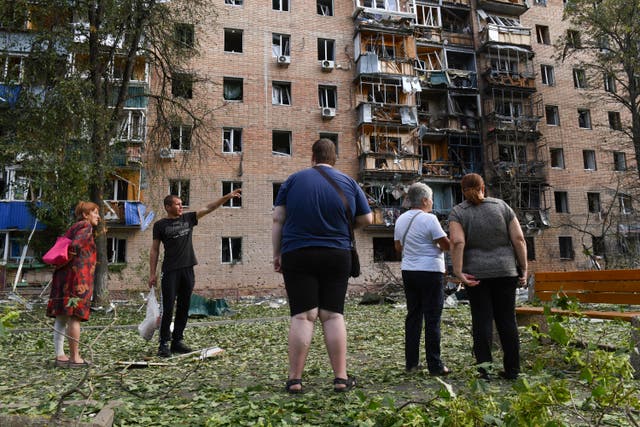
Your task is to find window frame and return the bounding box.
[175,23,195,49]
[317,0,334,16]
[318,85,337,108]
[272,0,290,12]
[535,25,550,44]
[587,192,601,214]
[170,124,192,151]
[559,236,574,260]
[573,68,587,89]
[578,109,592,129]
[272,81,292,105]
[222,181,242,207]
[613,151,627,171]
[554,191,569,213]
[223,77,243,101]
[171,72,194,99]
[272,130,292,155]
[604,73,616,93]
[545,105,560,126]
[169,179,190,207]
[540,64,555,86]
[224,28,243,53]
[582,149,597,170]
[550,148,565,169]
[221,237,242,264]
[272,33,291,57]
[317,38,335,61]
[107,237,127,264]
[223,127,242,153]
[608,111,622,130]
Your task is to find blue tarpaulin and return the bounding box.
[0,201,45,231]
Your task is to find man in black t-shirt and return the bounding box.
[150,190,241,357]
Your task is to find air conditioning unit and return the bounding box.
[321,60,334,71]
[159,148,175,159]
[277,55,291,66]
[321,107,336,118]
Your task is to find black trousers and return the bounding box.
[160,267,195,343]
[402,270,445,373]
[466,276,520,376]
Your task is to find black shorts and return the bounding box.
[281,247,350,316]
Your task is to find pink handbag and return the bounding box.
[42,236,72,266]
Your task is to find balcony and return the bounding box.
[480,24,531,47]
[356,52,415,76]
[103,200,153,229]
[353,0,416,21]
[358,103,419,126]
[359,152,422,178]
[477,0,528,16]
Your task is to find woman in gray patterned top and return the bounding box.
[448,173,527,380]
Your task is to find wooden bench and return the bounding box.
[515,269,640,378]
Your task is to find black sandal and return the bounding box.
[333,376,356,392]
[285,378,303,394]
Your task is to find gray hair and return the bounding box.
[407,182,433,208]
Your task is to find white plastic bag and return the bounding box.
[138,290,161,341]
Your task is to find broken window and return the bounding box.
[105,178,128,201]
[608,111,621,130]
[318,85,337,108]
[3,168,38,201]
[545,105,559,126]
[604,73,616,93]
[0,55,23,82]
[272,130,292,155]
[319,132,339,154]
[578,109,591,129]
[415,4,440,27]
[221,237,242,263]
[535,25,550,44]
[107,238,126,264]
[573,68,587,88]
[587,192,601,213]
[362,0,394,10]
[550,148,565,168]
[175,23,194,48]
[373,237,400,262]
[559,236,574,259]
[272,33,290,57]
[225,0,242,5]
[525,236,536,260]
[370,136,401,154]
[619,194,633,214]
[592,236,605,257]
[554,191,569,213]
[498,144,526,164]
[519,183,540,209]
[613,152,626,171]
[540,65,554,85]
[566,29,581,48]
[223,77,243,101]
[272,182,283,205]
[119,110,146,142]
[583,150,596,170]
[317,0,333,16]
[273,0,289,11]
[172,72,193,99]
[170,125,192,151]
[272,81,291,105]
[534,0,547,6]
[169,179,190,206]
[224,28,243,53]
[486,15,521,27]
[495,100,522,118]
[222,181,242,207]
[223,128,242,153]
[317,38,335,61]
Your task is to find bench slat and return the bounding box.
[536,269,640,282]
[535,292,640,305]
[515,306,640,322]
[535,280,640,292]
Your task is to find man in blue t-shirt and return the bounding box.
[150,190,241,357]
[272,138,372,393]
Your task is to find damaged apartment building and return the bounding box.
[4,0,637,296]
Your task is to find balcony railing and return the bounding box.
[359,152,422,175]
[358,103,419,126]
[480,24,531,47]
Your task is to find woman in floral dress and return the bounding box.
[46,201,100,367]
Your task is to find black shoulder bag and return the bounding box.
[314,166,361,278]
